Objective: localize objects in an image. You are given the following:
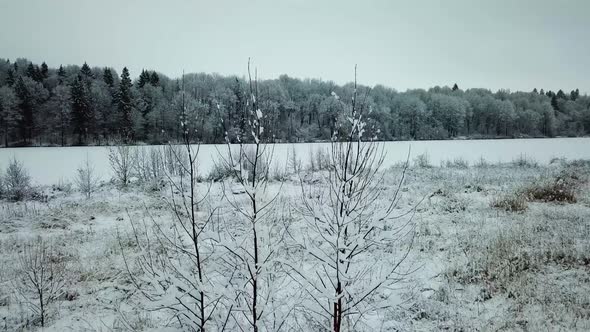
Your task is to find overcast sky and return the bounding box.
[1,0,588,93]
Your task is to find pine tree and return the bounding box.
[6,68,15,86]
[452,83,459,91]
[0,86,21,147]
[532,88,538,94]
[556,89,566,99]
[14,76,34,144]
[70,74,91,144]
[26,63,35,78]
[551,95,559,110]
[540,88,545,95]
[80,62,93,78]
[149,71,160,86]
[570,89,580,101]
[118,67,133,141]
[40,62,49,79]
[138,69,150,88]
[103,68,114,87]
[57,65,66,84]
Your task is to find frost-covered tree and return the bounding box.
[297,67,414,331]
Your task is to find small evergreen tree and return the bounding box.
[452,83,459,91]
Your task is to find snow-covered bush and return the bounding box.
[206,160,234,182]
[133,146,165,190]
[4,158,31,201]
[444,157,469,168]
[490,193,528,212]
[414,152,432,168]
[163,144,189,177]
[75,157,100,198]
[512,154,538,168]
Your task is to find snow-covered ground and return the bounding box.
[1,158,590,331]
[1,137,590,186]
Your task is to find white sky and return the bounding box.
[1,0,588,93]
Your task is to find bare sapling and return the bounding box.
[13,237,67,328]
[215,60,289,331]
[75,155,100,198]
[119,72,223,331]
[296,66,415,331]
[108,142,135,188]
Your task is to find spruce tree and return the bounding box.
[452,83,459,91]
[70,74,90,144]
[556,89,566,99]
[532,88,538,94]
[118,67,133,141]
[57,65,66,84]
[6,68,15,86]
[138,69,150,88]
[551,95,559,110]
[26,63,36,78]
[80,62,93,78]
[14,77,34,144]
[149,71,160,86]
[41,62,49,79]
[103,68,114,87]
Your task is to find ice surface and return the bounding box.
[0,138,589,185]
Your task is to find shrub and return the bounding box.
[474,157,489,168]
[4,158,31,201]
[413,152,431,168]
[444,157,469,168]
[512,154,538,168]
[491,193,528,212]
[523,179,577,203]
[207,158,236,182]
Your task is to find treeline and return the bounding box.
[0,58,589,147]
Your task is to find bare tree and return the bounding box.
[13,238,67,328]
[120,73,223,331]
[75,155,101,198]
[295,67,415,331]
[215,60,290,331]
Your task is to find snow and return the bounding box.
[1,159,589,330]
[1,138,590,186]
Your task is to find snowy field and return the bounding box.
[0,148,589,331]
[1,137,590,186]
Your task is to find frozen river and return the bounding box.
[0,138,589,185]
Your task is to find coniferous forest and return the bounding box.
[0,58,589,147]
